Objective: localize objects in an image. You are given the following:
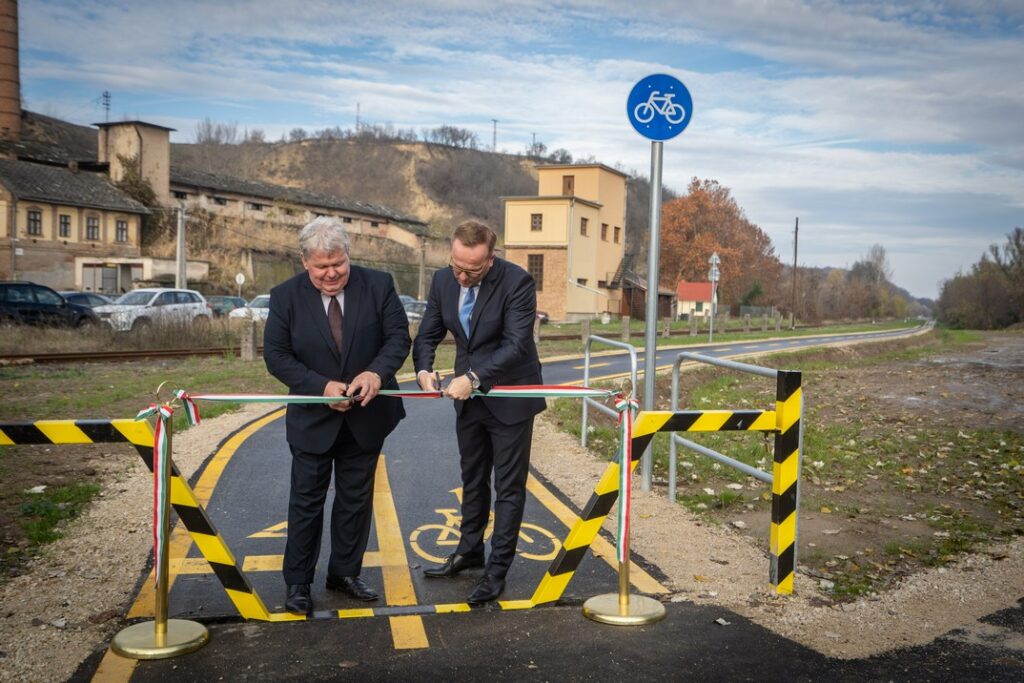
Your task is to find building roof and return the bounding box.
[0,158,149,214]
[535,163,629,179]
[94,120,177,132]
[677,281,713,301]
[169,166,427,231]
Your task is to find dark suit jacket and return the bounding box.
[413,257,545,425]
[264,266,411,454]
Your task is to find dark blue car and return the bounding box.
[0,281,99,328]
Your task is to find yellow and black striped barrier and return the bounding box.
[0,419,271,620]
[533,391,802,601]
[771,371,801,594]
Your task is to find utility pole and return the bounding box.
[491,119,498,152]
[355,102,360,131]
[101,91,111,122]
[791,217,799,329]
[175,206,187,289]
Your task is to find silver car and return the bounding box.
[228,294,272,321]
[93,288,212,332]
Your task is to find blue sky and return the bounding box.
[19,0,1024,299]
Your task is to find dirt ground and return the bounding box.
[1,331,1022,681]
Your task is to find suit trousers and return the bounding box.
[454,398,534,578]
[283,421,380,585]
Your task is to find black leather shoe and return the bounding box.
[285,583,312,613]
[467,574,505,605]
[325,575,379,601]
[424,552,485,578]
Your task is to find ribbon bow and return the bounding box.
[175,389,202,427]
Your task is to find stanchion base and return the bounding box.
[582,593,666,626]
[110,619,209,660]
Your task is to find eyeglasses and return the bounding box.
[449,259,488,277]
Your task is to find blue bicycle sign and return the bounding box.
[627,74,692,141]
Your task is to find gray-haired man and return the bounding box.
[264,217,411,614]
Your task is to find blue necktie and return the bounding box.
[459,286,476,338]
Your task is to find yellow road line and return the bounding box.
[373,455,429,649]
[569,360,606,370]
[526,474,667,594]
[90,650,136,683]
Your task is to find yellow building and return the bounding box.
[503,164,627,322]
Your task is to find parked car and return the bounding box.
[0,281,99,328]
[536,310,550,324]
[404,299,428,323]
[59,291,115,308]
[207,295,247,317]
[398,294,417,307]
[228,294,271,321]
[93,288,211,332]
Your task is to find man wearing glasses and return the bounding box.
[413,220,545,604]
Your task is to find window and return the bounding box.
[601,223,608,241]
[59,214,71,238]
[247,202,265,211]
[212,197,228,206]
[530,213,543,231]
[34,286,63,306]
[613,226,621,243]
[562,175,574,196]
[527,254,544,291]
[597,280,607,288]
[343,216,353,223]
[173,191,188,200]
[695,301,704,312]
[27,210,42,236]
[580,217,588,237]
[86,216,100,241]
[370,221,380,227]
[115,220,128,243]
[577,278,588,287]
[154,292,175,306]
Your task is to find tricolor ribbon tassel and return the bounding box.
[136,403,173,586]
[614,394,639,565]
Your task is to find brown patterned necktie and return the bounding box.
[328,295,343,351]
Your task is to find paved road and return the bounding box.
[81,324,1024,680]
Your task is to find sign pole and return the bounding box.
[641,140,663,492]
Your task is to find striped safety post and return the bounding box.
[770,370,802,594]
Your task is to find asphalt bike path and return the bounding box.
[84,325,1024,680]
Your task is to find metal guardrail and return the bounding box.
[669,350,806,578]
[580,335,647,488]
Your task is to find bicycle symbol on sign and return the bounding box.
[408,488,562,564]
[633,90,686,125]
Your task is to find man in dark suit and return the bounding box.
[413,220,545,604]
[264,217,411,614]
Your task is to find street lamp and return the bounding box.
[708,252,720,342]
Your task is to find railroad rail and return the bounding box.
[0,347,255,365]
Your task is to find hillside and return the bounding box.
[171,136,662,264]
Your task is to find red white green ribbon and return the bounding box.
[614,395,639,565]
[166,384,617,404]
[135,403,173,586]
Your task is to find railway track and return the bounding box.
[0,347,257,365]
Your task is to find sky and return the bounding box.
[19,0,1024,299]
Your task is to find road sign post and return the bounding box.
[625,73,693,492]
[583,73,692,628]
[235,272,245,298]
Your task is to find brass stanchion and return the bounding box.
[112,402,209,659]
[583,381,665,626]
